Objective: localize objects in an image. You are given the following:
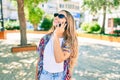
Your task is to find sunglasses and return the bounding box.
[54,13,66,19]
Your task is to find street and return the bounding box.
[0,33,120,80]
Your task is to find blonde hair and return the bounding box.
[49,10,78,73]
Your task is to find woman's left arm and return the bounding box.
[53,34,70,63]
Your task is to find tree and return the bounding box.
[64,0,70,1]
[82,0,120,34]
[16,0,48,46]
[24,0,47,30]
[28,7,44,30]
[17,0,27,46]
[40,15,53,31]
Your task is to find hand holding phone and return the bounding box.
[58,22,67,30]
[54,22,67,37]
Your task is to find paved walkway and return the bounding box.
[0,33,120,80]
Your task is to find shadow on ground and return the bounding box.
[0,38,120,80]
[73,42,120,80]
[0,40,38,80]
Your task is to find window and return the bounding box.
[42,4,44,7]
[59,4,64,8]
[92,19,98,22]
[108,18,113,28]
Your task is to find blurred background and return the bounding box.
[0,0,120,34]
[0,0,120,80]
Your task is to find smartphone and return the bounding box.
[59,22,67,30]
[58,24,61,27]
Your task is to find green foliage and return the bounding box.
[114,0,120,7]
[114,18,120,26]
[81,22,89,31]
[24,0,47,7]
[83,0,120,34]
[11,0,17,7]
[86,23,94,33]
[92,22,101,31]
[63,0,69,1]
[81,22,101,33]
[29,7,44,25]
[4,21,20,30]
[24,0,48,30]
[83,0,120,14]
[114,30,120,36]
[40,15,53,31]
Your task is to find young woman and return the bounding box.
[36,10,78,80]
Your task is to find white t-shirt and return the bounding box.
[43,36,64,73]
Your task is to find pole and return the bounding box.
[0,0,4,31]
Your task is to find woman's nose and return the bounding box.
[55,16,59,19]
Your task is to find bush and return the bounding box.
[114,29,120,36]
[86,23,94,33]
[93,23,101,31]
[81,22,101,33]
[81,22,89,31]
[40,15,53,31]
[5,21,20,30]
[28,7,44,30]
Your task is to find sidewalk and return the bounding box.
[5,30,120,47]
[0,33,120,80]
[78,37,120,47]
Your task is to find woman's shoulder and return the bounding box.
[40,33,52,40]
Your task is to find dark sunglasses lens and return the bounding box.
[54,13,58,17]
[58,14,65,18]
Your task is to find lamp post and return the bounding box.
[0,0,4,31]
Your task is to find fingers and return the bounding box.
[61,22,67,29]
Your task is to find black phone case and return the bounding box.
[59,22,67,30]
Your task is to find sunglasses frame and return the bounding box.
[54,13,66,19]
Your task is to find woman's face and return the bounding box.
[53,11,67,27]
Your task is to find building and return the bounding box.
[39,0,81,29]
[83,6,120,34]
[1,0,81,29]
[1,0,120,33]
[2,0,18,20]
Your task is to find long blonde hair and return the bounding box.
[49,10,78,73]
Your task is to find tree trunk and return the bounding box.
[33,24,38,31]
[100,5,106,34]
[17,0,27,46]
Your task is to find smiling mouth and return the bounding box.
[54,20,59,23]
[54,21,61,25]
